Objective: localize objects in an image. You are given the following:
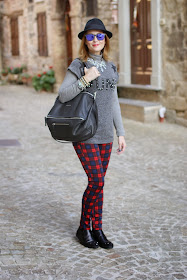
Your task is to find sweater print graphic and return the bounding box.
[67,56,123,144]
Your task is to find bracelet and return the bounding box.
[78,79,85,91]
[80,77,87,87]
[83,76,89,85]
[80,76,90,88]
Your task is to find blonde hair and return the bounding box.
[79,33,110,62]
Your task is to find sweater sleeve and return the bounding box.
[58,70,82,103]
[112,85,125,137]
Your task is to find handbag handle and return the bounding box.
[80,60,87,77]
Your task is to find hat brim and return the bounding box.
[78,29,112,40]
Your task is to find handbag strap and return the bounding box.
[80,60,87,77]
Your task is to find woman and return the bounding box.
[59,18,126,249]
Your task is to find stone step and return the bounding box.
[119,98,162,123]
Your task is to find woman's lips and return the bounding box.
[92,44,99,47]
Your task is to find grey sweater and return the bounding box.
[58,54,125,144]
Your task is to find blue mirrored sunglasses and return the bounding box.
[85,33,105,41]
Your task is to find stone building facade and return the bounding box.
[0,0,118,86]
[161,0,187,124]
[117,0,187,126]
[0,0,186,125]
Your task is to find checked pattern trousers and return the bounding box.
[73,142,113,230]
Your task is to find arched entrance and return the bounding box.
[51,0,73,88]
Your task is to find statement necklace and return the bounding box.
[87,58,107,72]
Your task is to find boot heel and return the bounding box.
[92,229,113,249]
[76,227,99,249]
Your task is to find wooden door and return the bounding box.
[130,0,152,85]
[65,0,72,66]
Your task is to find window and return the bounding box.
[10,17,19,56]
[37,12,48,56]
[82,0,98,17]
[87,0,97,16]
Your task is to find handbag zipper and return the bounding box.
[52,123,69,126]
[45,116,84,126]
[47,116,85,120]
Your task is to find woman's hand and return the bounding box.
[117,136,126,155]
[84,66,100,83]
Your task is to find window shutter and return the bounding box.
[37,12,48,56]
[86,0,97,16]
[11,17,19,56]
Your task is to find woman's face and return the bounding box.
[85,30,106,55]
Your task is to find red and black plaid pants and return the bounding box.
[73,142,113,230]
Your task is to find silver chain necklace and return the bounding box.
[87,58,107,72]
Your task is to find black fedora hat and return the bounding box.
[78,18,113,39]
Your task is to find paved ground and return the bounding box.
[0,85,187,280]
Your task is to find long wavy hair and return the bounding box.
[79,32,110,62]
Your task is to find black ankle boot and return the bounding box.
[92,229,113,249]
[76,227,99,249]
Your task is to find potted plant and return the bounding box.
[1,68,8,76]
[8,65,26,83]
[20,73,32,85]
[32,66,56,92]
[8,67,18,83]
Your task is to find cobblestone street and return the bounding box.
[0,85,187,280]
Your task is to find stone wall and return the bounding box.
[70,0,119,66]
[94,0,119,67]
[0,1,3,70]
[161,0,187,125]
[1,0,53,75]
[1,0,119,89]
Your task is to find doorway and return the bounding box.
[130,0,152,85]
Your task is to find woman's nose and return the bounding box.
[93,35,98,42]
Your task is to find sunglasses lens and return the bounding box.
[85,34,94,41]
[97,34,105,40]
[85,34,105,41]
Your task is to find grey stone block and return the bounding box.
[119,98,162,123]
[165,109,176,123]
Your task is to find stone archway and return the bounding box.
[51,0,82,89]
